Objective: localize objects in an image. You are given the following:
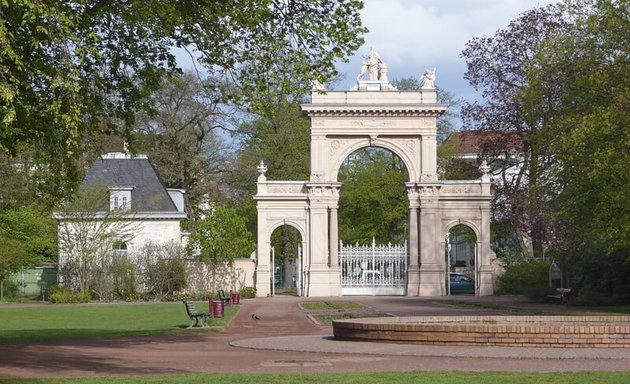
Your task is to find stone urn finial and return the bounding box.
[257,160,267,182]
[479,160,491,182]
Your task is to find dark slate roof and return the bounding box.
[81,155,178,212]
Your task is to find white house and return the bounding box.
[60,152,187,248]
[54,152,256,294]
[53,152,188,281]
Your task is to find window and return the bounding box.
[112,241,127,258]
[109,187,133,211]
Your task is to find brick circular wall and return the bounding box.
[333,315,630,348]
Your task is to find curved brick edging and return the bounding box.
[332,315,630,348]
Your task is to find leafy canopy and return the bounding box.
[1,0,366,202]
[187,206,255,265]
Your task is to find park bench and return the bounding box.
[182,300,209,328]
[547,288,572,304]
[217,289,231,305]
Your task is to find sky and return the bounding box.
[336,0,557,104]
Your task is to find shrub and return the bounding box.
[137,242,188,299]
[113,259,137,300]
[496,258,552,299]
[48,285,91,303]
[0,279,19,300]
[239,286,256,298]
[186,291,210,301]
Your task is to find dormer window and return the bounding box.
[109,186,134,211]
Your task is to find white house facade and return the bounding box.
[54,153,188,269]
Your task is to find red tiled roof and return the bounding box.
[443,131,525,154]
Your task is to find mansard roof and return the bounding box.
[81,153,179,213]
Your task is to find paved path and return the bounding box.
[1,295,630,379]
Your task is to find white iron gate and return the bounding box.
[339,238,407,295]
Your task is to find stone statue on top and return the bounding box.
[356,47,389,82]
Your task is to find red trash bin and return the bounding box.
[230,292,240,304]
[212,300,224,318]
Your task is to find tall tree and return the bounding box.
[1,0,367,202]
[133,72,230,218]
[523,0,630,256]
[460,6,569,258]
[186,205,255,291]
[224,98,311,235]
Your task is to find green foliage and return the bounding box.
[47,285,91,304]
[0,206,57,283]
[496,258,552,298]
[1,0,366,202]
[226,99,311,235]
[112,259,138,300]
[524,0,630,255]
[0,279,19,300]
[187,206,256,265]
[569,250,630,304]
[439,158,481,180]
[338,148,408,244]
[239,287,257,299]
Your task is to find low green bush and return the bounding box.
[0,279,19,301]
[239,286,256,298]
[496,258,552,299]
[48,286,91,304]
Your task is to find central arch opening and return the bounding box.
[446,224,478,295]
[337,147,409,295]
[270,224,303,296]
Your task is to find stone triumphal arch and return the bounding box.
[255,50,495,297]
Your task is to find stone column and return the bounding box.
[306,183,341,296]
[478,203,494,295]
[329,206,339,267]
[406,184,420,296]
[417,185,444,296]
[255,207,271,297]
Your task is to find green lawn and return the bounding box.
[0,301,239,344]
[3,371,630,384]
[1,302,629,383]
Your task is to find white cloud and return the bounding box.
[337,0,558,102]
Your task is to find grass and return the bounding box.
[299,300,390,325]
[3,371,630,383]
[0,301,239,344]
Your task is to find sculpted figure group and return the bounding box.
[356,47,389,82]
[355,48,436,90]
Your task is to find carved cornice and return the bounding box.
[301,104,446,117]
